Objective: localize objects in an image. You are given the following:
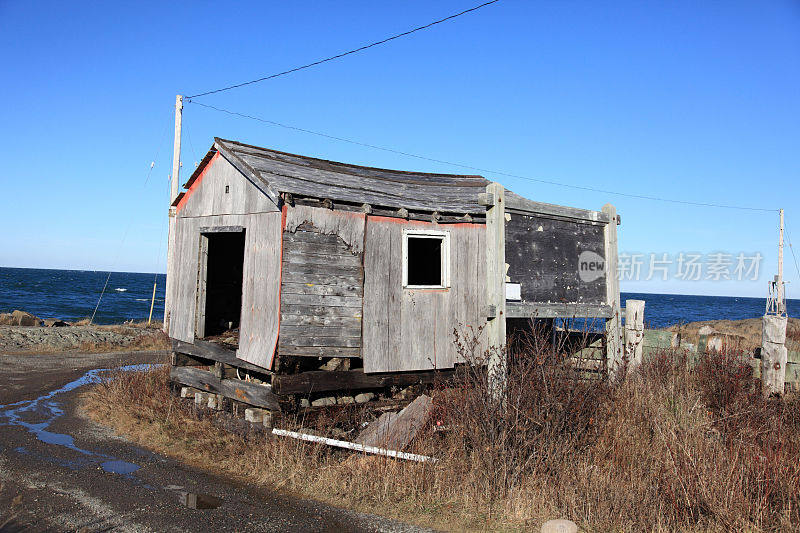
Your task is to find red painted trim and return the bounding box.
[175,152,220,213]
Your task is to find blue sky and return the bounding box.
[1,1,797,297]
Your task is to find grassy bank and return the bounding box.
[665,317,800,351]
[82,342,800,531]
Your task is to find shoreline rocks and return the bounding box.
[0,309,73,328]
[0,310,43,327]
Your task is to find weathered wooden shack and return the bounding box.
[165,138,621,409]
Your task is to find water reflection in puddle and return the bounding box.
[0,364,159,479]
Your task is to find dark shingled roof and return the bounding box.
[184,138,491,215]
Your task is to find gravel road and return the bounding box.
[0,349,430,532]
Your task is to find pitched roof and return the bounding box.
[184,138,490,215]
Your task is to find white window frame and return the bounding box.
[402,229,450,289]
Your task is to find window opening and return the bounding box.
[403,230,449,288]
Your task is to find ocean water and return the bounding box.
[0,267,166,325]
[0,267,794,327]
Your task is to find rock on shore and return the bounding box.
[0,310,46,327]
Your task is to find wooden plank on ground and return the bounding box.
[354,412,399,448]
[355,394,432,450]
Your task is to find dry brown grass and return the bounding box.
[82,335,800,532]
[69,333,170,354]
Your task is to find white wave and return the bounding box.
[135,298,149,302]
[114,288,127,292]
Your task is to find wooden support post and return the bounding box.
[602,204,622,380]
[624,299,645,372]
[762,314,788,395]
[485,182,506,403]
[164,94,183,334]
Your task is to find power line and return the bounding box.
[187,100,777,213]
[787,230,800,281]
[185,1,500,99]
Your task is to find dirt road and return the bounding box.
[0,350,428,532]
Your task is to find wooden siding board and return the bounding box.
[282,251,362,267]
[362,220,392,373]
[277,346,361,357]
[505,212,606,305]
[386,222,404,372]
[169,216,200,342]
[279,325,362,337]
[237,211,282,368]
[280,305,363,318]
[278,336,361,348]
[279,315,362,328]
[281,293,362,307]
[281,282,363,297]
[281,270,361,285]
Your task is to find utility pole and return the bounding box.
[778,208,785,314]
[164,94,183,333]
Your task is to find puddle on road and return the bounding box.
[0,364,158,480]
[101,459,141,475]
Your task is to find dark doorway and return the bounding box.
[201,231,246,337]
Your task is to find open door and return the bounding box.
[195,229,246,339]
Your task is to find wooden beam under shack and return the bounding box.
[272,368,456,395]
[172,339,269,374]
[169,366,280,411]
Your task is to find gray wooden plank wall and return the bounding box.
[504,212,606,305]
[176,153,279,218]
[278,215,365,359]
[167,153,282,370]
[362,217,486,373]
